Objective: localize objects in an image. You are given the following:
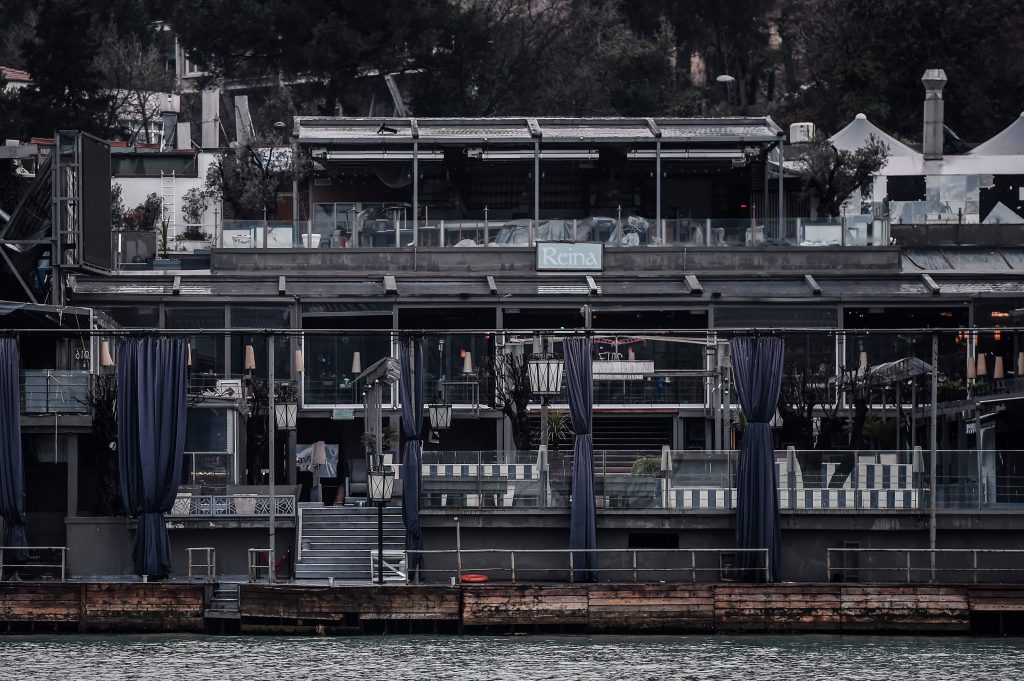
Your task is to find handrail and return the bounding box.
[0,546,68,581]
[826,547,1024,584]
[187,547,216,582]
[169,494,296,517]
[403,547,769,585]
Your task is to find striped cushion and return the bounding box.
[793,488,855,509]
[856,489,918,509]
[670,487,736,509]
[421,463,539,480]
[855,463,912,489]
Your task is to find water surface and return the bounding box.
[0,634,1021,680]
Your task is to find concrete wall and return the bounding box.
[211,246,901,275]
[116,152,218,240]
[66,517,296,578]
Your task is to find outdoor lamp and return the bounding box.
[99,340,114,367]
[294,349,304,374]
[186,342,192,367]
[368,466,396,505]
[368,465,396,585]
[528,352,564,395]
[1018,351,1024,377]
[977,353,988,377]
[351,351,362,374]
[859,351,868,371]
[244,343,257,371]
[462,351,474,375]
[994,355,1005,380]
[967,354,977,379]
[429,401,453,430]
[274,402,298,429]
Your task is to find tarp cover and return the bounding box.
[117,337,188,578]
[730,336,785,582]
[565,336,597,581]
[0,338,27,560]
[400,337,425,576]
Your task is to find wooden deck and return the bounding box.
[2,581,1024,634]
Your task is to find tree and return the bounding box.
[150,0,448,115]
[204,131,302,219]
[781,0,1024,141]
[82,375,123,516]
[797,134,889,218]
[95,29,177,146]
[489,350,533,452]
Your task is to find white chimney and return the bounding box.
[201,88,220,149]
[922,68,947,160]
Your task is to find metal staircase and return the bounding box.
[294,504,405,581]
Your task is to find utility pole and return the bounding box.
[929,334,938,583]
[268,335,276,583]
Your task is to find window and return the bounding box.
[231,306,292,380]
[166,306,225,389]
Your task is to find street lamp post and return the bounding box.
[367,466,396,585]
[528,338,565,448]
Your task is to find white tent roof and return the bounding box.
[830,113,921,158]
[969,111,1024,156]
[983,201,1024,224]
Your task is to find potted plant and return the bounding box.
[177,187,215,252]
[113,191,161,264]
[622,456,663,509]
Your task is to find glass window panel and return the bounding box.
[303,332,392,405]
[97,305,158,328]
[166,306,225,385]
[231,306,291,379]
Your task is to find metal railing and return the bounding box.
[20,370,90,414]
[187,547,216,582]
[248,548,272,582]
[825,547,1024,584]
[403,547,770,584]
[169,494,296,517]
[0,546,68,581]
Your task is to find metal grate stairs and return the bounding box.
[294,504,405,580]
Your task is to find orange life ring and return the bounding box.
[460,573,489,583]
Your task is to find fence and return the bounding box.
[825,548,1024,584]
[0,546,67,581]
[20,370,90,414]
[169,494,296,517]
[404,547,770,585]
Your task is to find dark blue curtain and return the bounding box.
[730,336,785,582]
[400,337,425,576]
[565,336,596,581]
[0,338,27,561]
[117,337,188,578]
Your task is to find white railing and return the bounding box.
[0,546,67,581]
[169,494,296,517]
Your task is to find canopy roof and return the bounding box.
[830,114,920,158]
[296,116,784,147]
[970,112,1024,156]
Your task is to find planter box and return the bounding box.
[173,239,214,254]
[112,231,157,265]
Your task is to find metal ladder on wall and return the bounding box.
[160,171,176,240]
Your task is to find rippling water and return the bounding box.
[0,634,1022,680]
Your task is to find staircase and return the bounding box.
[295,504,405,581]
[205,583,240,620]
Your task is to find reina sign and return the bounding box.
[535,242,604,271]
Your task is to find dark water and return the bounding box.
[0,634,1021,680]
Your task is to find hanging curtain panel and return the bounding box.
[564,336,597,581]
[117,337,189,578]
[400,337,425,576]
[730,336,785,582]
[0,338,27,561]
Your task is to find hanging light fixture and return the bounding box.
[462,351,474,375]
[859,351,869,371]
[977,353,988,377]
[1018,351,1024,377]
[244,343,257,370]
[627,347,636,362]
[428,401,453,430]
[186,341,192,367]
[994,355,1005,380]
[294,349,304,374]
[351,351,362,374]
[967,354,977,379]
[528,350,564,396]
[99,340,114,367]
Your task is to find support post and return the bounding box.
[777,138,785,239]
[267,335,276,584]
[930,333,938,583]
[655,139,661,236]
[377,504,385,585]
[412,141,419,248]
[533,140,540,236]
[292,140,299,246]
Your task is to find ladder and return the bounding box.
[160,171,176,240]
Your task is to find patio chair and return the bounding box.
[345,457,368,500]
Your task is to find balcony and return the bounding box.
[416,448,1024,512]
[20,370,90,414]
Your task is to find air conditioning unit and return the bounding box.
[789,122,816,143]
[215,379,243,398]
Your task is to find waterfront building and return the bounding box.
[3,80,1024,583]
